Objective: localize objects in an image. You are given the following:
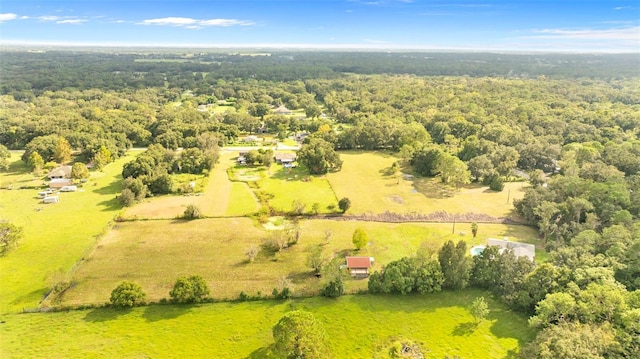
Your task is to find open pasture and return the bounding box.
[0,154,134,313]
[328,151,527,218]
[0,292,534,358]
[60,217,538,306]
[257,163,339,214]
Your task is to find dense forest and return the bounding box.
[1,50,639,357]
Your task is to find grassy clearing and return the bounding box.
[0,291,534,358]
[60,218,539,305]
[328,151,526,218]
[125,151,255,219]
[258,164,338,214]
[0,153,135,313]
[226,182,259,216]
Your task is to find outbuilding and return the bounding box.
[345,256,374,278]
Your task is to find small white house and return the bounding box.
[43,196,59,204]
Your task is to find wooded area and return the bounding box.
[1,50,638,357]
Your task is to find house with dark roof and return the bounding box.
[273,105,292,115]
[346,256,374,277]
[47,166,72,179]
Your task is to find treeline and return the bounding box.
[1,51,639,96]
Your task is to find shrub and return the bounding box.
[183,204,202,220]
[322,277,344,298]
[110,281,146,307]
[489,176,504,191]
[169,275,210,303]
[119,188,136,207]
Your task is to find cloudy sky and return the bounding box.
[0,0,638,51]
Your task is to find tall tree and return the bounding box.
[272,310,328,359]
[438,240,471,290]
[53,137,72,164]
[297,138,342,175]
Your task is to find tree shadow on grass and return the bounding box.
[410,177,454,199]
[10,287,49,306]
[452,321,478,336]
[84,307,132,322]
[142,303,191,322]
[96,197,122,211]
[245,343,277,359]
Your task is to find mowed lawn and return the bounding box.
[0,153,134,313]
[328,151,527,218]
[61,217,539,305]
[124,151,258,219]
[0,291,534,358]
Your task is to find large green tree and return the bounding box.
[110,281,146,307]
[272,310,328,359]
[438,240,471,290]
[297,138,342,175]
[169,275,210,303]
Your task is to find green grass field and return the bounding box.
[328,151,526,218]
[0,291,534,358]
[258,164,339,214]
[59,217,539,305]
[0,153,135,313]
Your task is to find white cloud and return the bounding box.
[56,19,87,24]
[0,13,18,22]
[140,17,254,28]
[38,16,61,21]
[531,26,640,41]
[20,16,30,20]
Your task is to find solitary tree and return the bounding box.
[110,281,146,307]
[169,275,210,303]
[306,246,325,274]
[272,310,328,359]
[469,296,490,323]
[0,222,23,256]
[338,197,351,213]
[352,227,369,250]
[471,222,478,238]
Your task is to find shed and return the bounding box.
[48,166,72,179]
[49,178,73,189]
[487,238,536,261]
[346,256,374,277]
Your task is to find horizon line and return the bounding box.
[1,40,638,54]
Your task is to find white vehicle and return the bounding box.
[43,196,59,204]
[59,185,77,192]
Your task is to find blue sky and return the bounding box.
[0,0,638,52]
